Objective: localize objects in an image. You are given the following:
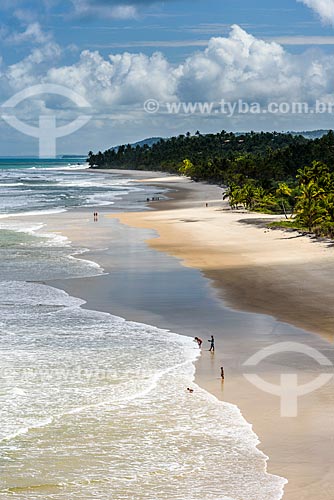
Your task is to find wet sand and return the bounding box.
[35,170,333,500]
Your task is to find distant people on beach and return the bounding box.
[208,335,215,352]
[93,211,99,221]
[221,366,225,380]
[194,337,203,348]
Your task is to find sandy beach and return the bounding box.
[111,172,334,341]
[38,169,334,500]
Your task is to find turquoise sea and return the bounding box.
[0,159,286,499]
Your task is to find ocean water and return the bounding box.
[0,158,146,215]
[0,159,286,499]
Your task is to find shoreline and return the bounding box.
[97,170,334,500]
[107,172,334,342]
[21,169,334,500]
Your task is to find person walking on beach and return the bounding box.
[194,337,202,348]
[208,335,215,352]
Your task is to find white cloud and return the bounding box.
[108,5,137,18]
[91,40,211,49]
[18,24,329,126]
[270,35,334,45]
[46,49,176,109]
[7,22,52,45]
[1,25,334,152]
[13,8,40,23]
[176,25,333,103]
[71,0,138,19]
[2,25,334,108]
[298,0,334,25]
[70,0,181,18]
[5,43,61,89]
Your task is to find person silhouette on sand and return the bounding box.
[208,335,215,352]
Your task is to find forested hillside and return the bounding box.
[87,130,334,187]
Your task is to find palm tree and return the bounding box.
[240,183,257,210]
[295,181,327,231]
[276,182,292,219]
[223,184,242,209]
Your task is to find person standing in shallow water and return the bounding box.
[208,335,215,352]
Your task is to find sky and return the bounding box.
[0,0,333,155]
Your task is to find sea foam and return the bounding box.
[0,281,286,500]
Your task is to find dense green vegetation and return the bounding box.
[88,130,334,238]
[222,161,334,237]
